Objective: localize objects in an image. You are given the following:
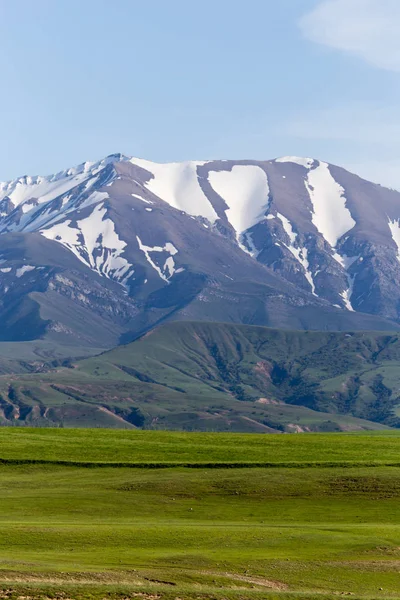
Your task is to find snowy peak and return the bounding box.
[0,153,130,212]
[2,153,400,329]
[0,153,321,242]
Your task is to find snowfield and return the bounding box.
[305,161,356,248]
[208,165,270,250]
[130,158,218,223]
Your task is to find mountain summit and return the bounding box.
[0,154,399,348]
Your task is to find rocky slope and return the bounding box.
[0,154,400,348]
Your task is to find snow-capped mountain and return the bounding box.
[0,153,399,348]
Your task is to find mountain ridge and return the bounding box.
[0,154,400,348]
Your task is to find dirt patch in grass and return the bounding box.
[0,573,145,586]
[207,572,288,590]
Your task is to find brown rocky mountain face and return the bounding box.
[0,154,400,350]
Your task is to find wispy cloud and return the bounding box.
[282,103,400,189]
[299,0,400,72]
[295,2,400,188]
[286,104,400,145]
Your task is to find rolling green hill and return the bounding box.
[1,321,400,430]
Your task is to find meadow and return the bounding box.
[0,429,400,599]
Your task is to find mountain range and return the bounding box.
[1,153,400,355]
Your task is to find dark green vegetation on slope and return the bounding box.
[0,429,400,600]
[1,322,400,430]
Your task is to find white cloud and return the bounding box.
[299,0,400,72]
[282,103,400,189]
[286,104,400,145]
[297,2,400,188]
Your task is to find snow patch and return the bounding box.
[136,236,179,282]
[0,152,120,208]
[41,204,134,285]
[164,256,175,277]
[131,193,153,205]
[242,231,259,257]
[0,174,87,208]
[305,161,356,248]
[41,219,80,246]
[16,265,35,278]
[389,218,400,262]
[276,212,316,295]
[0,154,126,235]
[78,191,109,211]
[275,156,314,169]
[332,253,359,310]
[208,165,270,253]
[341,280,355,312]
[165,242,178,255]
[21,202,36,214]
[130,158,218,223]
[277,212,296,245]
[334,253,359,269]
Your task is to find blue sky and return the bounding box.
[1,0,400,187]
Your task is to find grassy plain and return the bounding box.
[1,427,400,464]
[0,429,400,599]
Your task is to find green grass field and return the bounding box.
[0,427,400,465]
[1,429,400,600]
